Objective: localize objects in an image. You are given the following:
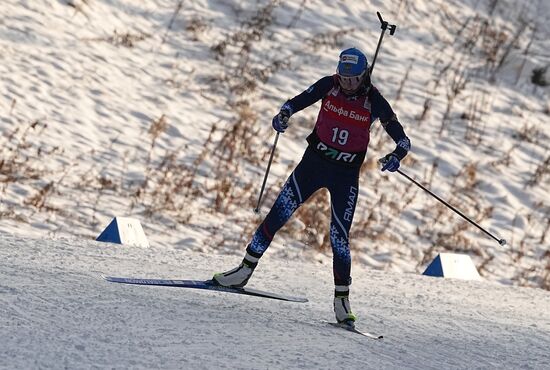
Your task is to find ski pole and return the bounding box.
[369,12,397,75]
[379,159,506,246]
[254,132,280,213]
[397,168,506,245]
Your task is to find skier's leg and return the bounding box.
[248,171,316,254]
[214,150,321,287]
[328,169,359,324]
[328,179,358,286]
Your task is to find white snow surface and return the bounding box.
[1,0,550,287]
[1,232,549,369]
[1,1,550,366]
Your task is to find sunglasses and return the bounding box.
[337,70,367,90]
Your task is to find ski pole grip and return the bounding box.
[376,11,397,35]
[377,12,388,30]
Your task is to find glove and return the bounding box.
[272,103,292,133]
[379,153,401,172]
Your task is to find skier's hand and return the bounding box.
[272,103,292,133]
[379,153,401,172]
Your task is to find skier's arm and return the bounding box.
[272,76,335,133]
[370,87,411,160]
[284,76,335,114]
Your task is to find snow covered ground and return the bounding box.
[2,0,550,288]
[1,2,550,365]
[1,231,549,369]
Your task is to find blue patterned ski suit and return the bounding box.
[248,75,410,286]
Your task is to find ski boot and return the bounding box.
[334,284,356,327]
[212,248,261,288]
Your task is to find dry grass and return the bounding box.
[84,30,151,48]
[292,190,331,251]
[3,1,550,291]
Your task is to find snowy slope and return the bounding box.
[1,231,549,369]
[0,2,549,288]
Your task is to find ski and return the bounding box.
[103,276,308,303]
[324,321,383,340]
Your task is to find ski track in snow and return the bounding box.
[1,232,549,369]
[1,1,550,368]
